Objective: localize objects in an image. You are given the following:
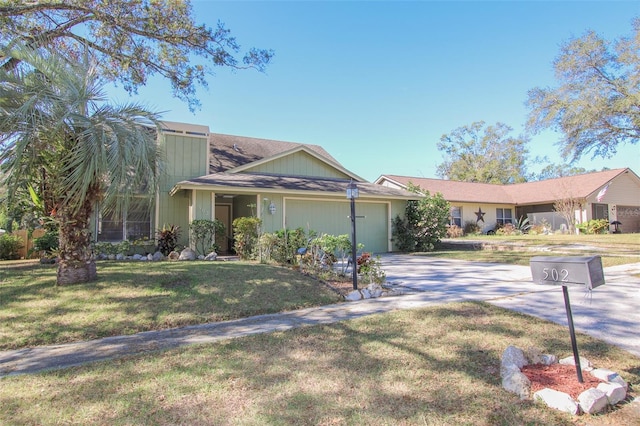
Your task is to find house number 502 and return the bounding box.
[542,267,569,282]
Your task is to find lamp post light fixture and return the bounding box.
[346,180,359,290]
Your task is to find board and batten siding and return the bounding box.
[283,198,391,253]
[157,133,209,247]
[245,151,351,179]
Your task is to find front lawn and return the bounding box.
[0,302,638,425]
[0,261,342,350]
[432,233,640,266]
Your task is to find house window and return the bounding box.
[96,199,153,242]
[496,208,513,226]
[450,207,462,227]
[592,204,609,220]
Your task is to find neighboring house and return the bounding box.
[94,121,418,253]
[375,168,640,234]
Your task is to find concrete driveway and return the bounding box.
[379,254,640,357]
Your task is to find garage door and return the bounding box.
[285,199,389,253]
[616,206,640,233]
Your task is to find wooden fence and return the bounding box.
[8,229,47,259]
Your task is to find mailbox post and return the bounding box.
[530,256,605,383]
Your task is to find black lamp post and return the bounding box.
[346,180,359,290]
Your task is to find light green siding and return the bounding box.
[284,198,390,253]
[245,151,350,178]
[158,134,209,247]
[193,190,212,220]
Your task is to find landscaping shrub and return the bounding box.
[156,224,181,255]
[233,216,261,260]
[392,188,450,252]
[577,219,609,234]
[446,224,464,238]
[528,219,551,235]
[189,219,225,255]
[496,223,520,236]
[0,233,23,260]
[357,252,386,285]
[275,227,309,264]
[463,221,482,235]
[33,230,59,256]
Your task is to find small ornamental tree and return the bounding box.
[232,217,261,260]
[189,219,225,255]
[392,186,450,252]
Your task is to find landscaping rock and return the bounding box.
[534,388,579,415]
[115,253,125,261]
[578,388,608,414]
[502,371,531,400]
[204,251,218,261]
[540,354,558,365]
[560,355,593,371]
[168,251,180,260]
[524,347,557,365]
[591,369,628,390]
[152,251,164,262]
[178,248,197,261]
[501,345,527,373]
[366,283,383,298]
[502,345,627,416]
[597,382,627,405]
[132,254,144,260]
[345,290,363,301]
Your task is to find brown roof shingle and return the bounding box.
[379,168,632,205]
[209,133,338,173]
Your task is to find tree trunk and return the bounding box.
[56,195,98,285]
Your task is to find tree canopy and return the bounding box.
[526,18,639,161]
[0,0,274,110]
[436,121,530,184]
[0,44,163,284]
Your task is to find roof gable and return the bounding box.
[229,145,360,180]
[209,133,340,173]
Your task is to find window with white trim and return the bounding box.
[496,208,513,226]
[450,206,462,227]
[96,199,153,242]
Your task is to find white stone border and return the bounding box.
[500,345,628,415]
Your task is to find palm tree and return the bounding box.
[0,45,163,285]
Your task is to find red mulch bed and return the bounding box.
[522,363,606,400]
[325,280,357,296]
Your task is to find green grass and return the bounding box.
[1,237,639,424]
[0,261,342,350]
[430,233,640,267]
[0,302,638,425]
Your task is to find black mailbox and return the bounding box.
[530,256,605,290]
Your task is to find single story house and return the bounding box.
[375,168,640,234]
[94,121,418,253]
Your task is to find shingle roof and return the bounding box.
[172,172,419,200]
[378,168,632,205]
[209,133,339,173]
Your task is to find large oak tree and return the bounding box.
[0,0,273,110]
[436,121,531,184]
[526,19,639,161]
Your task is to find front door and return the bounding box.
[215,204,232,254]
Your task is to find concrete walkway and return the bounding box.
[1,255,639,377]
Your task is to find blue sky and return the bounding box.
[107,1,640,182]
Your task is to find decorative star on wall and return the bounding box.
[475,207,485,222]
